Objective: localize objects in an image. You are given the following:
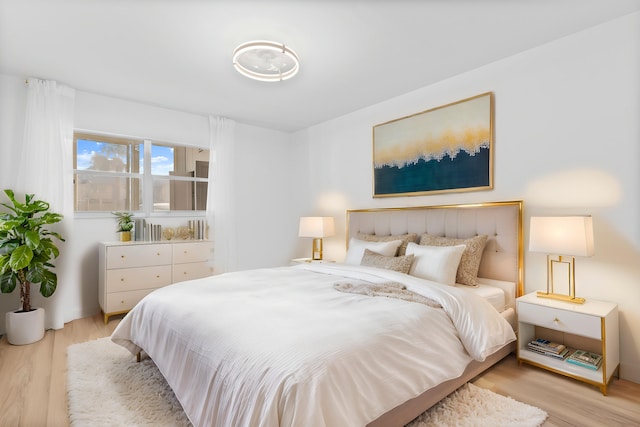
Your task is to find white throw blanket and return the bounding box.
[112,264,515,427]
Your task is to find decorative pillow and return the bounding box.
[344,238,403,265]
[360,249,414,274]
[419,234,488,287]
[356,233,418,256]
[405,242,466,286]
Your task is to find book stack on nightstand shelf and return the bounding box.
[526,338,569,360]
[516,292,619,395]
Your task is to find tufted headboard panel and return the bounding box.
[347,201,523,297]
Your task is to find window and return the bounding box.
[74,132,209,214]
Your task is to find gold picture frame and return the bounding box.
[372,92,494,197]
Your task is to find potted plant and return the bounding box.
[0,189,64,345]
[113,211,134,241]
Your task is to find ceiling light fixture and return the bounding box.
[232,40,299,82]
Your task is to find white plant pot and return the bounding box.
[5,307,45,345]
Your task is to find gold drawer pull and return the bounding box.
[157,252,160,256]
[121,255,125,259]
[120,300,125,304]
[120,278,124,282]
[554,317,560,323]
[156,275,160,278]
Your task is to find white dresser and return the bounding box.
[98,240,213,323]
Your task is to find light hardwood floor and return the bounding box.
[0,314,639,427]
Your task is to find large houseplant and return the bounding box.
[0,189,64,345]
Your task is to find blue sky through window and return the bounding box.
[151,144,174,175]
[76,139,174,175]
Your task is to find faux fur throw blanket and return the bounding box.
[334,282,442,309]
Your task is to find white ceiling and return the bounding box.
[1,0,639,132]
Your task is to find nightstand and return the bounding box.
[516,292,619,395]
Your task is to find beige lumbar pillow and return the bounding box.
[360,249,414,274]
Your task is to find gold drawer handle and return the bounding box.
[156,275,160,278]
[554,317,560,323]
[120,278,124,282]
[157,252,160,256]
[121,255,125,259]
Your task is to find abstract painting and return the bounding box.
[373,92,494,197]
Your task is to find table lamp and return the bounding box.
[529,216,594,304]
[298,217,335,260]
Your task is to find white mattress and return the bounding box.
[456,282,506,312]
[455,276,517,313]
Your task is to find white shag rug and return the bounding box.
[67,338,547,427]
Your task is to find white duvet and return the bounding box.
[111,263,515,427]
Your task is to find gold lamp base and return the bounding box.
[311,238,324,260]
[536,291,585,304]
[536,254,586,304]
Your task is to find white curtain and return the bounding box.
[19,78,75,215]
[207,116,237,274]
[16,78,75,330]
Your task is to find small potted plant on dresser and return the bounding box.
[0,189,64,345]
[113,211,134,241]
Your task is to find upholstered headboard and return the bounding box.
[347,201,523,297]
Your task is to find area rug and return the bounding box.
[67,338,547,427]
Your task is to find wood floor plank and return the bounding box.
[1,314,639,426]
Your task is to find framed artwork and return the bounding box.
[373,92,494,197]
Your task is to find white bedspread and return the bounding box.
[111,264,515,427]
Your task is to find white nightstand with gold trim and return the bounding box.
[516,292,619,395]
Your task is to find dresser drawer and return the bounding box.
[172,241,212,264]
[172,261,213,283]
[518,301,601,339]
[106,244,172,269]
[106,265,172,292]
[105,289,154,313]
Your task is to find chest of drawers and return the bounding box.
[98,240,213,323]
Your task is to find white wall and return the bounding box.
[292,13,640,383]
[232,122,305,270]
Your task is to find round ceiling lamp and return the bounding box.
[232,40,300,82]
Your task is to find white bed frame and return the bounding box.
[346,201,524,427]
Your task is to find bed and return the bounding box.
[111,200,523,427]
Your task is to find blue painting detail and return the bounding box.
[374,146,490,195]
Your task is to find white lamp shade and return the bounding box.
[529,216,595,257]
[298,217,335,238]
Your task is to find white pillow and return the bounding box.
[405,242,466,286]
[344,238,402,265]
